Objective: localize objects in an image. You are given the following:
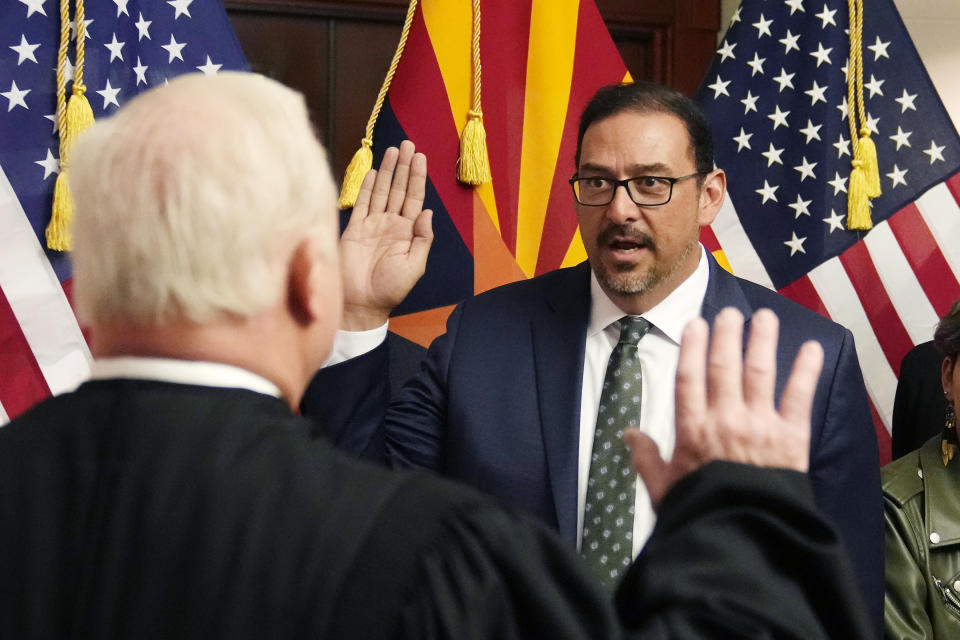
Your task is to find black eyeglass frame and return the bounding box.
[568,172,707,207]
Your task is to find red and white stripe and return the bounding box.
[712,172,960,463]
[0,166,91,426]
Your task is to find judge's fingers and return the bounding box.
[385,141,416,214]
[407,210,434,277]
[346,169,377,225]
[369,146,400,215]
[674,317,709,448]
[706,308,745,410]
[401,152,428,221]
[624,429,669,510]
[742,309,779,409]
[778,340,824,431]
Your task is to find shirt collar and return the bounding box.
[89,356,283,398]
[587,244,710,344]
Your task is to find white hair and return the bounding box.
[69,72,338,326]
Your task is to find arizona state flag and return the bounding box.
[352,0,629,346]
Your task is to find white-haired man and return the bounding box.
[0,73,870,638]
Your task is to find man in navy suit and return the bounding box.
[306,81,882,629]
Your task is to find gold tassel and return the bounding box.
[337,138,374,209]
[47,174,74,251]
[846,160,872,230]
[458,109,491,184]
[844,0,878,230]
[338,0,419,208]
[457,0,491,185]
[855,126,881,198]
[48,0,93,251]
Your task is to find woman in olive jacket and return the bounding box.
[884,299,960,639]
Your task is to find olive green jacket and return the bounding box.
[884,434,960,639]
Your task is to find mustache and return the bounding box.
[597,225,657,250]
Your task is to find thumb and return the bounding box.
[624,429,669,510]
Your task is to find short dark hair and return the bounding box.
[575,81,714,175]
[935,298,960,361]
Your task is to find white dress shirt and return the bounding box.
[326,246,711,558]
[90,357,283,398]
[577,246,709,557]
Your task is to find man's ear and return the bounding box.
[697,168,726,227]
[287,237,327,326]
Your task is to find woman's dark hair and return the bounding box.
[574,81,714,175]
[934,298,960,361]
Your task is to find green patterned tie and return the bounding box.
[581,316,651,584]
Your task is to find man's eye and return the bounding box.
[584,178,608,189]
[638,177,661,188]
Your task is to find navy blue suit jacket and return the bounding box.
[305,254,882,632]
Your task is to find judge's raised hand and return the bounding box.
[339,140,434,330]
[626,307,824,509]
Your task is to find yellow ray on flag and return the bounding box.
[421,0,500,234]
[515,0,580,277]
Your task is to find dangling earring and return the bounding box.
[942,392,957,466]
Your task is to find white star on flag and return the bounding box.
[779,30,801,54]
[135,13,152,41]
[104,33,125,62]
[794,157,818,181]
[756,180,779,203]
[734,128,753,151]
[888,127,912,150]
[868,36,891,60]
[161,34,186,62]
[133,57,149,85]
[827,172,848,195]
[708,75,731,98]
[886,165,908,188]
[34,149,59,179]
[923,140,946,164]
[10,35,41,65]
[784,232,807,255]
[747,52,766,76]
[2,80,30,111]
[823,209,845,233]
[810,42,833,66]
[196,56,222,75]
[762,142,785,166]
[753,14,773,38]
[799,119,822,143]
[168,0,194,20]
[717,40,736,62]
[96,79,121,109]
[815,5,838,27]
[18,0,46,18]
[895,89,917,113]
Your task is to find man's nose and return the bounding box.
[605,183,640,225]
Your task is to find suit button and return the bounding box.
[918,469,924,479]
[931,532,941,544]
[954,580,960,592]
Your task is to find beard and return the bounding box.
[591,225,698,296]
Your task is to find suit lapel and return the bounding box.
[531,262,591,546]
[701,252,754,326]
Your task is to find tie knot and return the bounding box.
[618,316,651,346]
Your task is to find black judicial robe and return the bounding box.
[0,380,871,638]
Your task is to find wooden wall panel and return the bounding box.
[224,0,721,180]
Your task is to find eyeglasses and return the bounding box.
[568,172,705,206]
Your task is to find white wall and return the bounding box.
[719,0,960,130]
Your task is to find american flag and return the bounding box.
[696,0,960,463]
[0,0,247,425]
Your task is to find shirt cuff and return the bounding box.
[323,323,389,367]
